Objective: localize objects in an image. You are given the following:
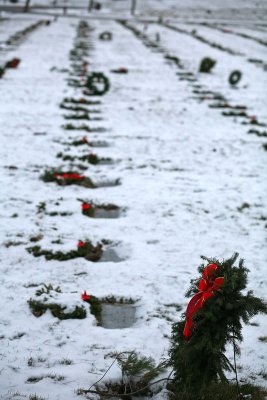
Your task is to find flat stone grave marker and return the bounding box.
[101,248,124,262]
[101,303,136,329]
[96,179,120,188]
[94,208,120,219]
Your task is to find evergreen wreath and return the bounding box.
[169,253,266,399]
[27,240,103,262]
[41,170,95,188]
[199,57,216,73]
[99,31,113,41]
[5,58,21,69]
[229,70,242,86]
[86,72,110,95]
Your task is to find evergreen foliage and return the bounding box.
[69,138,90,146]
[222,111,248,117]
[27,241,103,262]
[169,253,266,399]
[59,103,100,113]
[99,31,113,41]
[35,283,61,296]
[117,351,165,387]
[248,129,267,138]
[63,113,101,121]
[28,299,86,320]
[229,70,242,85]
[62,97,101,105]
[86,72,110,95]
[62,123,92,131]
[199,57,216,73]
[41,170,95,188]
[56,152,111,165]
[83,295,102,324]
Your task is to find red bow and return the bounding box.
[81,291,90,301]
[54,173,85,180]
[82,203,91,211]
[77,240,86,248]
[183,263,224,340]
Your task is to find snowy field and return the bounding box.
[0,1,267,399]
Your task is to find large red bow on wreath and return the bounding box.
[183,263,224,340]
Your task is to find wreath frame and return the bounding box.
[99,31,112,41]
[229,70,242,85]
[199,57,216,73]
[85,72,110,96]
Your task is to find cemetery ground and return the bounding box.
[0,5,267,400]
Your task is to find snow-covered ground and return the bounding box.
[1,0,267,25]
[0,3,266,399]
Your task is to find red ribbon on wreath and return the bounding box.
[82,203,91,211]
[54,173,85,180]
[183,263,224,340]
[81,291,90,301]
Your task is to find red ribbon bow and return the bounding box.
[82,203,91,211]
[77,240,86,248]
[183,263,224,340]
[54,173,85,180]
[81,291,90,301]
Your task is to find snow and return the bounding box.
[0,2,267,399]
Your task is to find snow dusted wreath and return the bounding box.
[85,72,110,95]
[169,253,266,399]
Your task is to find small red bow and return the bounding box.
[82,203,91,211]
[11,58,20,68]
[183,263,224,340]
[54,173,85,180]
[81,291,90,301]
[77,240,86,248]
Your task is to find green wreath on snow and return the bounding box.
[199,57,216,73]
[229,70,242,85]
[99,31,112,41]
[86,72,110,95]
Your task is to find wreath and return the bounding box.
[5,58,21,69]
[229,70,242,85]
[93,2,101,10]
[85,72,110,95]
[110,67,128,74]
[199,57,216,73]
[99,31,112,41]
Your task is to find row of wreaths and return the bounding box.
[199,57,242,85]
